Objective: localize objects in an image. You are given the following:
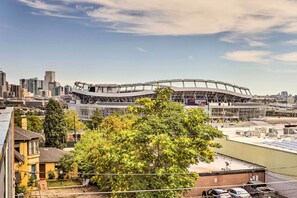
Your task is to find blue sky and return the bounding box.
[1,0,297,95]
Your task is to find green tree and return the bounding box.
[43,99,68,149]
[59,153,76,173]
[74,87,223,197]
[27,115,43,132]
[14,108,24,127]
[64,110,85,132]
[86,108,103,130]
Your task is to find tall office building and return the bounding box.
[64,85,72,95]
[19,79,28,89]
[54,86,64,96]
[38,80,44,90]
[281,91,288,98]
[27,78,38,95]
[10,84,21,98]
[44,71,55,91]
[48,81,62,96]
[20,78,38,96]
[0,71,7,97]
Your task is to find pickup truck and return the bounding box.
[242,181,276,198]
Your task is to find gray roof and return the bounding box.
[14,127,44,141]
[263,140,297,152]
[188,153,264,174]
[14,150,24,163]
[39,147,69,163]
[236,121,272,127]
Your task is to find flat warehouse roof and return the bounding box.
[188,153,264,174]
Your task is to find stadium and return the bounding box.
[69,79,266,121]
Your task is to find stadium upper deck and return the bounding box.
[72,79,252,104]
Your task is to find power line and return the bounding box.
[19,179,297,197]
[16,170,197,176]
[17,163,297,176]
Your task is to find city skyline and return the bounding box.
[1,0,297,95]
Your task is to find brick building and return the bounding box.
[187,154,265,197]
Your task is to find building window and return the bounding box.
[28,141,32,155]
[81,109,88,116]
[36,140,39,153]
[31,164,36,179]
[28,140,39,155]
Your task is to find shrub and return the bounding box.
[15,185,28,194]
[58,172,65,180]
[28,175,36,187]
[48,171,55,179]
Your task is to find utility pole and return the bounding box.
[74,115,77,142]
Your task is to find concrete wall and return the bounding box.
[187,172,265,197]
[214,137,297,176]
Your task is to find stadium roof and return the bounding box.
[72,79,253,104]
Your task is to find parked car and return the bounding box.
[202,188,232,198]
[242,181,276,198]
[227,187,252,198]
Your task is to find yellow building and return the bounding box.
[14,127,44,187]
[39,147,76,179]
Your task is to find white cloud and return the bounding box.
[32,11,86,19]
[245,40,267,47]
[281,22,297,33]
[19,0,65,12]
[220,34,244,44]
[224,50,297,64]
[274,52,297,62]
[220,34,268,47]
[136,47,146,53]
[284,40,297,46]
[19,0,297,36]
[266,68,297,74]
[223,50,271,63]
[188,55,194,60]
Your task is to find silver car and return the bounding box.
[202,189,232,198]
[227,188,252,198]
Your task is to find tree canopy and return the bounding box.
[27,115,43,132]
[14,108,24,128]
[74,87,223,197]
[59,153,76,174]
[43,99,68,149]
[64,110,85,132]
[86,108,103,130]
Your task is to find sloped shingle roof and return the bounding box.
[39,147,69,163]
[14,127,44,141]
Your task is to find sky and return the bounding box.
[1,0,297,95]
